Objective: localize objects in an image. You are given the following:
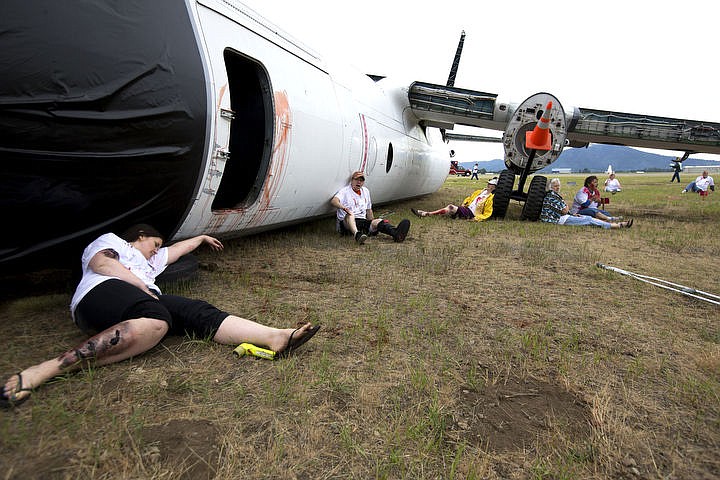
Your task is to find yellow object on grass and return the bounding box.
[233,342,276,360]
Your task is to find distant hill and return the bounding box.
[461,145,720,173]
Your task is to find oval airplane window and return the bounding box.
[386,143,393,173]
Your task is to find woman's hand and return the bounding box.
[167,234,224,264]
[202,235,224,252]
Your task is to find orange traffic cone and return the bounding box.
[525,101,553,151]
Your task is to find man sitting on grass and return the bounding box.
[331,171,411,245]
[681,170,715,195]
[604,173,622,193]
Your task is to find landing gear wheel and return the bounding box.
[520,175,548,221]
[156,254,199,285]
[491,169,515,219]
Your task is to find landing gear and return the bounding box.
[520,175,548,221]
[491,170,547,221]
[492,92,567,220]
[491,170,515,219]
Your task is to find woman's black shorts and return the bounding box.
[74,279,228,338]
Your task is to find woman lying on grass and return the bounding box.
[411,177,497,221]
[1,224,320,408]
[541,178,633,229]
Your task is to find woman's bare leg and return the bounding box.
[212,316,313,352]
[2,317,168,403]
[426,204,457,216]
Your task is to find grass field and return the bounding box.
[1,172,718,479]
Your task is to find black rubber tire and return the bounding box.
[520,175,548,221]
[491,170,515,219]
[156,254,199,285]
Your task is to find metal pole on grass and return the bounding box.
[596,263,720,306]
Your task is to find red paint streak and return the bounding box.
[247,90,292,227]
[205,90,291,232]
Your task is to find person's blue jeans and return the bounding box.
[563,215,611,229]
[684,181,699,192]
[576,207,612,218]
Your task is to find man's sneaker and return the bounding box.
[681,189,686,194]
[411,208,423,218]
[354,232,367,245]
[611,216,623,221]
[393,219,410,243]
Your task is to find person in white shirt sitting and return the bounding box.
[604,173,622,193]
[331,171,411,245]
[682,170,715,194]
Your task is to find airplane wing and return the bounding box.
[409,81,720,166]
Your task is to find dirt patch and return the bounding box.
[4,450,75,480]
[139,419,220,480]
[450,375,592,452]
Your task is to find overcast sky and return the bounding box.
[238,0,719,162]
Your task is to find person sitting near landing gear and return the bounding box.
[411,177,497,221]
[570,175,622,221]
[331,171,411,245]
[541,178,633,229]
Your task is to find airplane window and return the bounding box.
[386,143,393,173]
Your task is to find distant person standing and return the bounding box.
[604,173,622,193]
[681,170,715,195]
[670,161,682,183]
[471,163,480,180]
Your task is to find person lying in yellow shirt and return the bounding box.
[411,177,496,222]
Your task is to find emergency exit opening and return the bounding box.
[212,49,273,210]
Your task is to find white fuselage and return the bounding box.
[174,0,447,239]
